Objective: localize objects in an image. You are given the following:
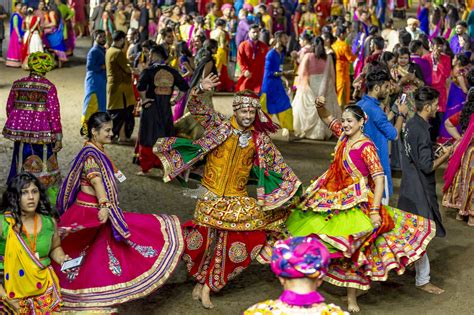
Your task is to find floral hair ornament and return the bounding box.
[271,236,330,279]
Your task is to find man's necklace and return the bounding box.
[233,129,252,148]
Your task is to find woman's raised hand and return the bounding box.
[315,96,326,108]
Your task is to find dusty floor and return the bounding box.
[0,37,473,315]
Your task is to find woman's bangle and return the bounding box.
[370,205,381,215]
[98,197,109,204]
[99,198,111,209]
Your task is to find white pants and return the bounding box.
[415,253,430,286]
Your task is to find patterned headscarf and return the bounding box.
[28,52,55,75]
[271,236,330,279]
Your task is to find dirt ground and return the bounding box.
[1,36,473,314]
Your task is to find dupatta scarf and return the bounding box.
[3,213,61,313]
[443,114,474,191]
[56,144,130,240]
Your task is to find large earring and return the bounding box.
[360,125,364,133]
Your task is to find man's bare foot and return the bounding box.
[347,288,360,313]
[416,283,445,295]
[192,283,203,301]
[136,171,150,176]
[201,284,214,309]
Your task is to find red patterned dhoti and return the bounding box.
[182,222,267,292]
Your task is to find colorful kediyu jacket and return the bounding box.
[3,74,62,144]
[156,90,301,232]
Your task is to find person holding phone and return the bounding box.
[357,68,408,203]
[0,172,69,313]
[391,46,425,118]
[399,86,451,295]
[422,37,452,142]
[54,112,184,312]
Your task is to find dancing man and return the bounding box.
[156,74,301,309]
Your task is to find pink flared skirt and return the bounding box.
[6,31,22,67]
[53,191,184,310]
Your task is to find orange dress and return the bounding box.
[331,39,356,107]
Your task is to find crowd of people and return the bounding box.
[0,0,473,314]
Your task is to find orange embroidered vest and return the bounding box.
[201,117,255,197]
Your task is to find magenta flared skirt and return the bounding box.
[6,31,22,67]
[53,191,184,310]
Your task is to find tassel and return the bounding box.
[259,109,268,123]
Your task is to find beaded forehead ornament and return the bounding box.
[232,94,261,110]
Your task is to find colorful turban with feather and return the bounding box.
[271,236,330,279]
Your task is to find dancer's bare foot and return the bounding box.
[347,288,360,313]
[201,284,214,309]
[192,283,203,301]
[341,289,367,301]
[456,213,464,221]
[416,283,445,295]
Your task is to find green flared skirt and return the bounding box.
[286,206,436,290]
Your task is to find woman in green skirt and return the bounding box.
[286,99,436,312]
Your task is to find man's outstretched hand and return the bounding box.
[200,73,221,91]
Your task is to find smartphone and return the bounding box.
[61,256,84,272]
[400,93,407,104]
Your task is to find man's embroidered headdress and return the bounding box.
[232,90,279,133]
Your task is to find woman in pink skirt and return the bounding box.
[54,112,184,312]
[6,2,26,67]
